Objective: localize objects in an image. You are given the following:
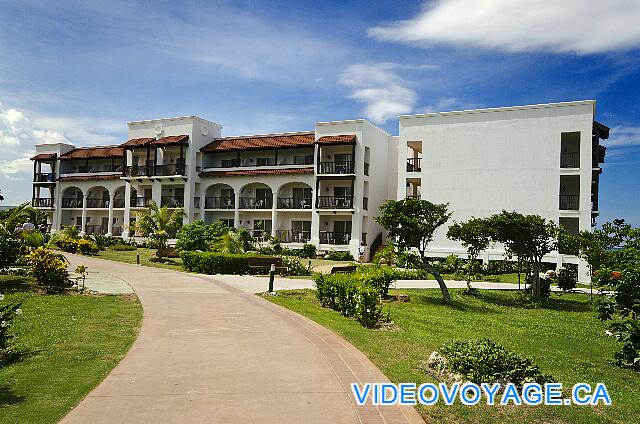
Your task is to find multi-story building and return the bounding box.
[30,100,608,280]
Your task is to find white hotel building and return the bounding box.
[31,100,608,280]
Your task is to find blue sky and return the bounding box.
[0,0,639,225]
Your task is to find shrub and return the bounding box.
[0,236,20,269]
[313,273,382,328]
[56,239,78,253]
[556,266,577,292]
[25,247,71,293]
[175,221,228,252]
[0,297,22,362]
[437,338,554,386]
[109,244,137,251]
[92,234,121,249]
[181,251,250,275]
[325,250,354,261]
[156,246,179,259]
[301,243,317,259]
[76,239,100,255]
[281,256,311,276]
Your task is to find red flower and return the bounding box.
[611,271,622,279]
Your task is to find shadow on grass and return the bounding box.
[412,291,497,314]
[0,275,36,294]
[0,384,25,407]
[476,291,593,313]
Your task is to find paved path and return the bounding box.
[61,254,424,424]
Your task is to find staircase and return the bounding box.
[368,233,384,262]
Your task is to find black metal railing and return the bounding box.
[316,196,353,209]
[130,197,152,207]
[364,162,370,176]
[85,225,107,235]
[204,196,235,209]
[318,159,354,174]
[32,198,53,207]
[62,198,83,208]
[250,229,270,241]
[63,164,123,174]
[239,197,272,209]
[86,198,108,208]
[155,164,186,176]
[559,194,580,210]
[276,230,311,243]
[161,197,184,208]
[124,166,151,177]
[407,157,422,172]
[406,195,421,200]
[319,232,351,245]
[363,197,368,210]
[113,198,125,208]
[277,197,312,209]
[561,152,580,168]
[33,173,55,182]
[213,156,314,169]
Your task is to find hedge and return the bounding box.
[181,251,250,275]
[314,273,382,328]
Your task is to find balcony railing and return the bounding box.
[213,156,314,169]
[561,152,580,168]
[124,166,151,177]
[112,225,123,236]
[86,198,108,208]
[204,196,235,209]
[131,197,152,208]
[85,224,107,235]
[277,197,312,209]
[62,165,123,174]
[318,158,354,174]
[239,197,273,209]
[319,231,351,245]
[363,197,368,210]
[155,164,186,176]
[34,173,55,182]
[32,198,54,208]
[406,195,421,200]
[113,198,125,208]
[407,157,422,172]
[250,229,270,241]
[316,196,353,209]
[161,197,184,208]
[62,198,83,208]
[559,194,580,210]
[276,230,311,243]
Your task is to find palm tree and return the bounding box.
[133,201,184,261]
[0,203,30,236]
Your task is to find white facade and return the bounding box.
[31,100,608,277]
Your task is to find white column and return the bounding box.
[271,191,278,238]
[199,192,206,221]
[152,180,162,207]
[156,147,164,169]
[80,193,88,236]
[233,191,240,228]
[122,182,131,238]
[52,182,63,232]
[349,211,363,258]
[106,192,114,236]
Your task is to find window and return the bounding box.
[254,219,272,233]
[292,187,312,200]
[255,188,272,202]
[219,218,234,228]
[334,220,352,234]
[256,157,273,166]
[220,188,234,199]
[334,186,352,197]
[221,159,239,167]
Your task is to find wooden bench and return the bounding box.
[247,256,286,273]
[330,265,357,274]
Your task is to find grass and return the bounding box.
[0,274,142,424]
[264,288,639,423]
[96,247,183,271]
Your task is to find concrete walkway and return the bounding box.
[61,254,424,424]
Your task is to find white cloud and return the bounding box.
[606,126,640,148]
[418,97,485,114]
[339,63,417,123]
[369,0,640,54]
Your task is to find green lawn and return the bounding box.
[0,275,142,424]
[96,248,183,271]
[264,288,639,423]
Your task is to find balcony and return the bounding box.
[316,196,353,209]
[131,197,152,208]
[86,198,109,208]
[559,194,580,211]
[212,156,313,169]
[32,198,54,208]
[161,197,184,208]
[276,230,311,243]
[318,158,354,174]
[62,198,83,208]
[249,229,270,241]
[319,231,351,245]
[34,173,55,182]
[239,197,272,209]
[124,166,151,177]
[561,152,580,168]
[113,198,125,208]
[406,195,421,200]
[155,164,186,176]
[85,224,107,235]
[62,164,123,175]
[204,196,235,209]
[277,197,312,209]
[406,157,422,172]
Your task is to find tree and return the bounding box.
[487,211,558,300]
[376,199,452,304]
[447,218,492,292]
[134,201,184,261]
[175,220,228,251]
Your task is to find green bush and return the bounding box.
[281,256,311,276]
[109,244,137,251]
[325,250,354,261]
[175,221,228,252]
[0,236,20,269]
[25,247,71,293]
[181,251,250,275]
[313,273,382,328]
[438,338,554,387]
[76,239,99,255]
[0,299,22,361]
[56,239,78,253]
[156,246,179,258]
[91,234,121,249]
[556,266,577,292]
[301,243,317,259]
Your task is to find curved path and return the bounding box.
[61,255,424,424]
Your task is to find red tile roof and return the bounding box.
[201,132,315,152]
[58,174,122,181]
[31,153,56,161]
[316,134,357,144]
[120,135,189,148]
[199,167,314,177]
[59,146,125,160]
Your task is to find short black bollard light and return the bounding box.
[268,263,276,293]
[136,253,140,265]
